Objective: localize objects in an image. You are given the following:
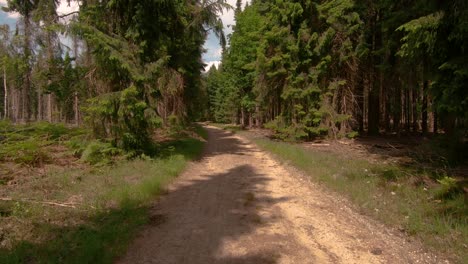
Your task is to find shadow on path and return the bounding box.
[119,126,293,264]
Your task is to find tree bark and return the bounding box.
[393,84,402,134]
[357,70,364,133]
[367,10,380,136]
[422,80,428,135]
[3,65,7,119]
[405,87,410,132]
[412,85,418,132]
[23,15,32,122]
[12,88,18,122]
[47,93,52,122]
[37,91,42,120]
[74,91,79,125]
[240,107,245,127]
[255,104,261,127]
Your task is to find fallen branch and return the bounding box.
[0,197,95,209]
[386,143,404,150]
[309,143,330,147]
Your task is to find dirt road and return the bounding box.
[119,126,443,264]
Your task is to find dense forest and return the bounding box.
[0,1,467,262]
[0,0,228,152]
[1,0,467,148]
[206,0,467,142]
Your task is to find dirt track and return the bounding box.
[119,125,443,264]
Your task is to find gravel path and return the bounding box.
[118,125,443,264]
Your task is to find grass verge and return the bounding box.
[253,137,467,263]
[0,123,205,264]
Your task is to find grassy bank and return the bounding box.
[252,137,466,263]
[0,122,205,263]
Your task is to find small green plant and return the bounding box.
[346,131,359,139]
[11,202,31,218]
[435,176,462,199]
[81,141,122,165]
[168,114,185,135]
[66,135,90,157]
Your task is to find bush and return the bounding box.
[435,176,463,199]
[0,139,49,167]
[31,122,69,140]
[346,131,359,139]
[81,141,122,165]
[168,114,185,135]
[66,135,91,157]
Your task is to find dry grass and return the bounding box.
[252,137,467,263]
[0,122,205,263]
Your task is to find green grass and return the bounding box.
[253,138,467,263]
[0,124,206,264]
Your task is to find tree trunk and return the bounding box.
[47,93,52,122]
[37,91,42,121]
[422,80,428,135]
[412,85,418,132]
[255,104,261,127]
[3,65,7,119]
[74,91,79,125]
[240,107,245,127]
[357,73,364,133]
[367,11,380,136]
[405,87,410,132]
[23,15,32,122]
[368,80,380,135]
[12,88,18,122]
[393,84,402,134]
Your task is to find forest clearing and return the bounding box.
[0,0,467,263]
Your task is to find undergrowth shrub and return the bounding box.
[81,141,122,165]
[168,114,185,135]
[435,176,464,200]
[66,135,91,157]
[0,139,49,167]
[30,122,69,140]
[265,116,328,141]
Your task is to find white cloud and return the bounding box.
[0,0,20,19]
[220,0,236,35]
[57,1,80,24]
[204,61,221,72]
[221,0,248,35]
[203,0,247,63]
[57,1,80,16]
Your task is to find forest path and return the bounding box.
[118,125,439,264]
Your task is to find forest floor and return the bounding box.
[0,122,205,263]
[119,125,452,264]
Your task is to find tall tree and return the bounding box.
[5,0,38,121]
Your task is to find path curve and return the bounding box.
[118,126,443,264]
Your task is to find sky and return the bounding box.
[204,0,247,70]
[0,0,244,70]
